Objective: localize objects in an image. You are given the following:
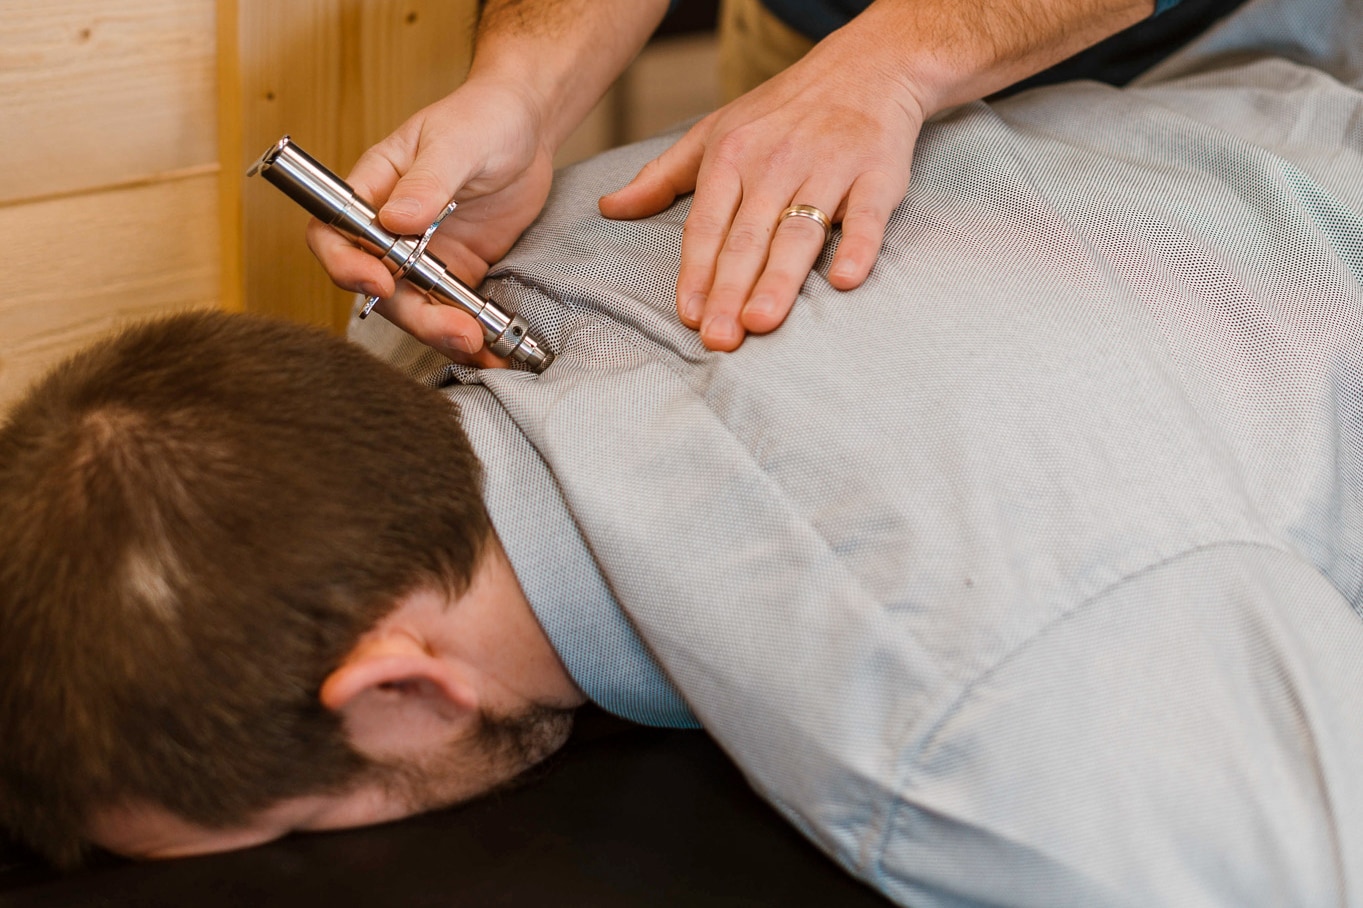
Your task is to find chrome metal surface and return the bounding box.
[249,135,555,372]
[360,198,461,318]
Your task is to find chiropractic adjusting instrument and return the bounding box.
[248,135,555,373]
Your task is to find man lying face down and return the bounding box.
[0,312,590,862]
[5,0,1363,902]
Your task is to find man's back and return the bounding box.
[353,0,1363,901]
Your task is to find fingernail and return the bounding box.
[744,296,777,320]
[446,335,477,355]
[384,197,420,219]
[702,316,738,346]
[830,261,857,283]
[360,283,384,300]
[680,293,705,325]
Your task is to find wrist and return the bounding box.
[464,51,570,153]
[466,0,670,154]
[458,65,556,154]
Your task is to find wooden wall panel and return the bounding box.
[232,0,478,332]
[0,0,715,418]
[0,0,221,416]
[0,177,219,413]
[0,0,217,205]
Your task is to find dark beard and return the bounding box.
[480,703,577,777]
[374,704,576,813]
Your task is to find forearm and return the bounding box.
[469,0,671,152]
[836,0,1155,117]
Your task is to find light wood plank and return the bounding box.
[219,0,245,314]
[235,0,350,332]
[234,0,477,332]
[0,176,220,414]
[0,0,218,206]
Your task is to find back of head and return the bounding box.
[0,311,490,866]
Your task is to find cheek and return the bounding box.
[293,785,417,833]
[87,787,416,859]
[143,826,286,859]
[87,805,286,860]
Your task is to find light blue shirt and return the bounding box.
[353,0,1363,901]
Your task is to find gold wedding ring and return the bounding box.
[778,204,833,243]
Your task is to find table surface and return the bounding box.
[0,708,890,907]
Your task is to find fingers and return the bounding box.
[676,161,746,347]
[827,170,904,291]
[307,141,408,296]
[685,172,839,350]
[687,177,896,347]
[681,192,798,350]
[306,218,396,299]
[352,143,473,237]
[340,145,405,215]
[695,184,833,352]
[367,283,507,368]
[684,166,910,351]
[308,135,467,296]
[305,194,493,301]
[381,155,474,236]
[741,193,836,335]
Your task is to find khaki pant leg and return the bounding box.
[717,0,816,102]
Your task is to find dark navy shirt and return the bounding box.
[670,0,1251,93]
[760,0,1184,42]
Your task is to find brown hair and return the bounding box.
[0,311,491,866]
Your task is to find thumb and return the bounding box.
[380,154,472,235]
[599,134,704,220]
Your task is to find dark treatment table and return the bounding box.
[0,708,889,907]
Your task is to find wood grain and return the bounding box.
[1,0,491,417]
[218,0,245,313]
[0,0,218,206]
[0,176,220,413]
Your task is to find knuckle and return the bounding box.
[761,266,808,297]
[710,132,751,168]
[399,168,445,198]
[636,157,665,181]
[353,145,392,173]
[723,224,768,255]
[842,202,887,230]
[683,212,728,241]
[764,137,797,171]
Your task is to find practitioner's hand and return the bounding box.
[308,78,554,365]
[598,19,924,351]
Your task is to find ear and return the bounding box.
[319,632,480,760]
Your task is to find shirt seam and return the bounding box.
[867,536,1299,876]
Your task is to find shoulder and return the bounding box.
[874,543,1363,906]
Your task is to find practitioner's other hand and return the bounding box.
[598,12,923,352]
[308,78,554,365]
[599,0,1152,352]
